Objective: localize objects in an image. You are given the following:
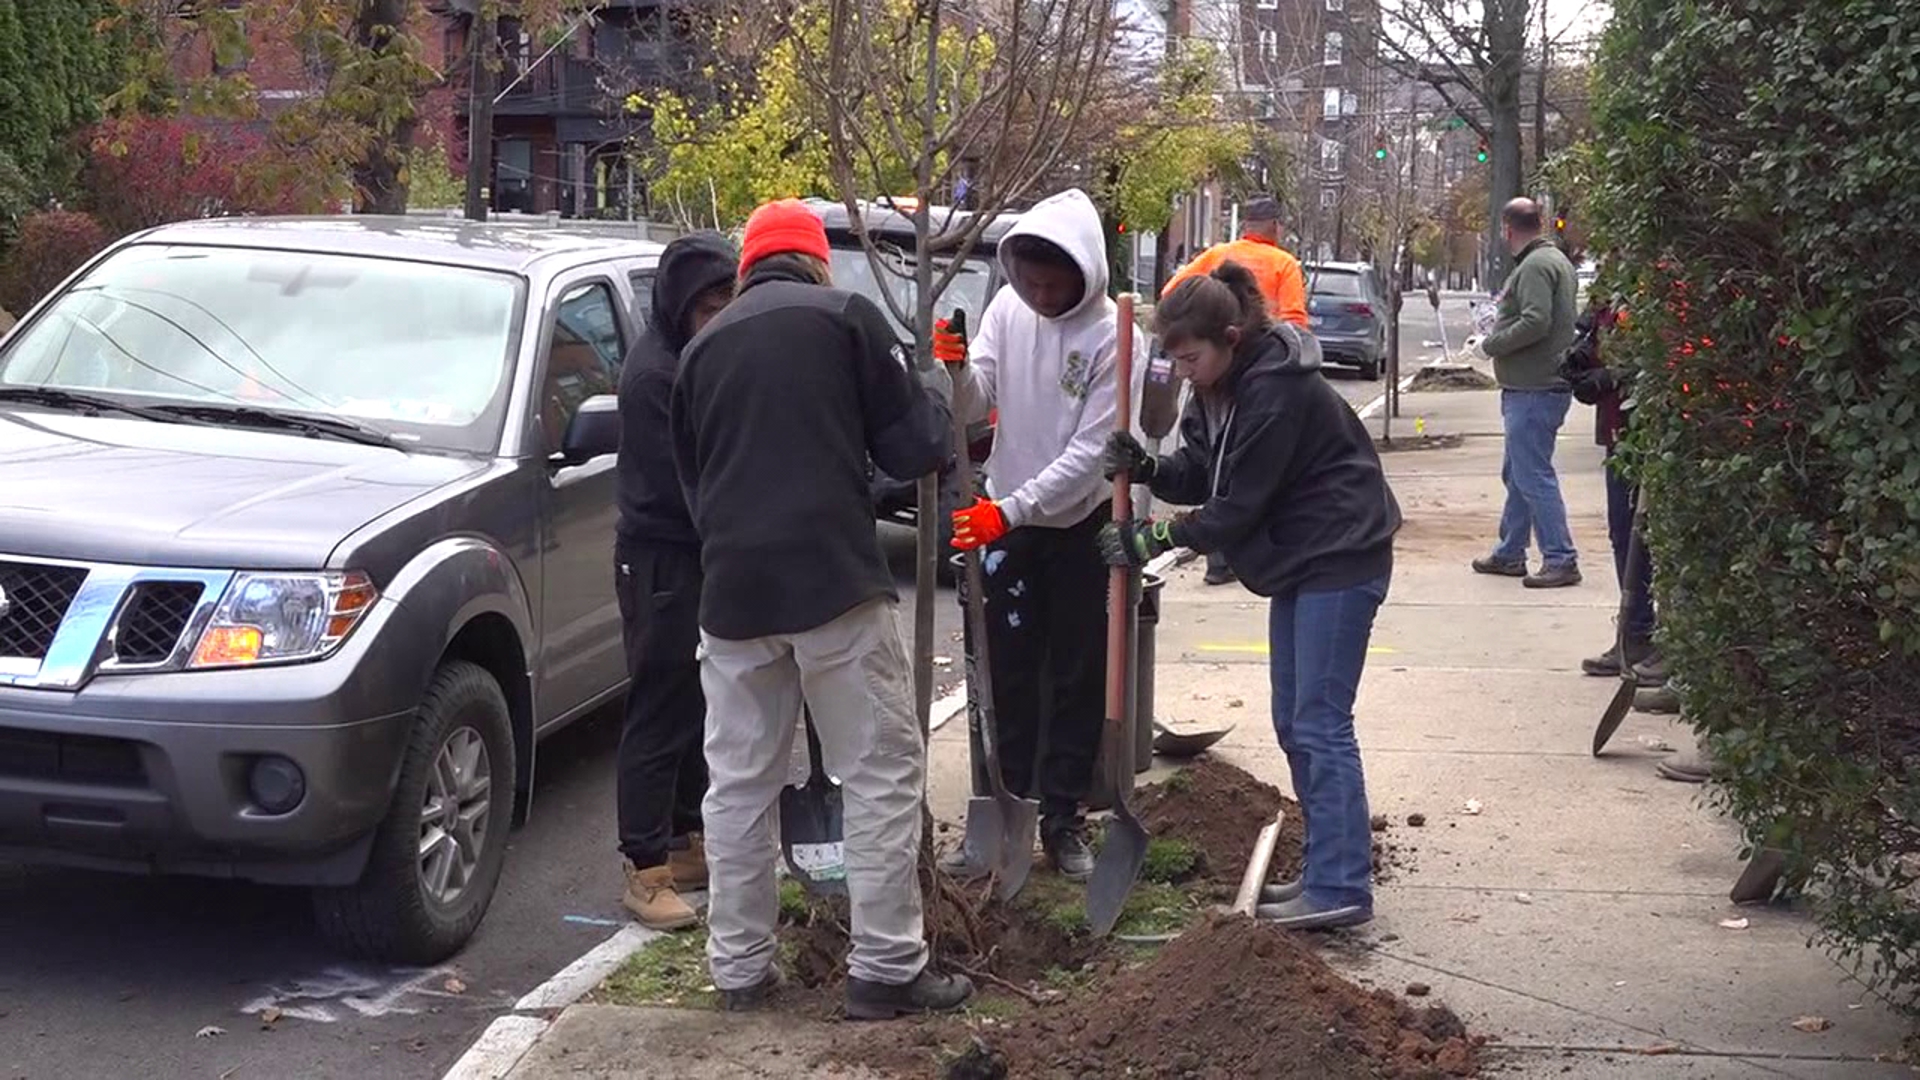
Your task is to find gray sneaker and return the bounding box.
[1472,554,1528,578]
[1524,562,1583,589]
[1258,878,1305,904]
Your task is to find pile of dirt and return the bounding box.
[972,913,1480,1079]
[1375,432,1468,454]
[1408,364,1497,392]
[1132,758,1407,896]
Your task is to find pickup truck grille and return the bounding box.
[113,582,206,665]
[0,561,89,660]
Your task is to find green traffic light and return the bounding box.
[1476,151,1488,162]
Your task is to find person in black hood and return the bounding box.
[1098,260,1401,931]
[612,231,738,931]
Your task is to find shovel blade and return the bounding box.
[1590,676,1637,757]
[1151,723,1234,759]
[992,796,1039,901]
[1085,810,1149,937]
[956,796,1005,880]
[780,779,848,897]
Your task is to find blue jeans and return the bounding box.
[1495,389,1577,568]
[1605,447,1656,637]
[1269,574,1389,911]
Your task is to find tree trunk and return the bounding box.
[1482,0,1528,291]
[351,0,419,215]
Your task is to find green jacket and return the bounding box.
[1482,238,1577,389]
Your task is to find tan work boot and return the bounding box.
[623,864,699,931]
[668,834,708,891]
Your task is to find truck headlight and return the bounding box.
[189,571,378,669]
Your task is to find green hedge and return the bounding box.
[1589,0,1920,1007]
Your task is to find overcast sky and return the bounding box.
[1115,0,1615,62]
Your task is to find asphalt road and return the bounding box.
[0,304,1456,1080]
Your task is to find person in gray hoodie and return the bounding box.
[937,188,1143,879]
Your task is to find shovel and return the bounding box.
[1592,486,1652,756]
[1087,294,1151,937]
[944,310,1039,900]
[779,710,847,897]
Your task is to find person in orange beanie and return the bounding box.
[670,197,973,1019]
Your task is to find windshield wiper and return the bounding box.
[148,403,404,450]
[0,385,189,425]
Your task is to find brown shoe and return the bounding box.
[623,864,699,931]
[668,834,708,891]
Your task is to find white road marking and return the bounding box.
[439,1015,551,1080]
[513,923,661,1012]
[1357,361,1431,420]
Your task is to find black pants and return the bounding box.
[614,539,708,869]
[974,505,1110,824]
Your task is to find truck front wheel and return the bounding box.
[312,660,517,965]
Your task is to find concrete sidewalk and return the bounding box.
[494,376,1914,1079]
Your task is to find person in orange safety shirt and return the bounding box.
[1163,195,1310,586]
[1163,196,1309,330]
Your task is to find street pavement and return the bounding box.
[0,304,1451,1080]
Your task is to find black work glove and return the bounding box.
[1097,518,1176,568]
[1102,431,1156,482]
[1570,365,1617,406]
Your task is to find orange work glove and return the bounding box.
[950,497,1008,550]
[933,318,968,365]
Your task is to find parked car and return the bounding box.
[1305,262,1387,380]
[804,199,1005,552]
[0,217,659,964]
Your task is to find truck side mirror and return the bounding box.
[558,394,620,466]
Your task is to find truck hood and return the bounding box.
[0,410,490,569]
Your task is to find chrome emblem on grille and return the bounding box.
[0,582,9,619]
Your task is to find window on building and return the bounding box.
[1320,138,1344,177]
[1321,187,1340,209]
[1323,87,1342,119]
[1324,30,1343,66]
[1258,0,1279,7]
[1327,0,1345,9]
[1259,28,1279,65]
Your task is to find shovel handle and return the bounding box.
[1106,296,1135,725]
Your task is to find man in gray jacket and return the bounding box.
[1471,198,1582,588]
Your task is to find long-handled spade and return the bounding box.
[1086,294,1150,937]
[944,311,1038,900]
[1592,487,1652,756]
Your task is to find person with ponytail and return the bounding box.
[1098,261,1402,930]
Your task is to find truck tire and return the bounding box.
[312,660,517,965]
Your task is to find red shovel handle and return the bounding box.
[1106,296,1135,725]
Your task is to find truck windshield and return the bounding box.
[828,245,994,342]
[0,243,523,454]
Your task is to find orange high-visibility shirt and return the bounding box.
[1163,234,1310,328]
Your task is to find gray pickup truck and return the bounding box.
[0,217,654,963]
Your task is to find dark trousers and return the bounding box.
[975,505,1111,825]
[1604,447,1656,638]
[614,539,708,869]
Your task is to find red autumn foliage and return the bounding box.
[81,116,336,239]
[0,209,109,316]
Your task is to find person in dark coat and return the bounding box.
[1099,261,1401,930]
[613,232,739,931]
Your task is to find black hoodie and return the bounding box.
[672,262,950,640]
[616,232,739,548]
[1152,323,1402,598]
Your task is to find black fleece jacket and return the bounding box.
[617,232,738,549]
[671,264,950,640]
[1152,323,1401,598]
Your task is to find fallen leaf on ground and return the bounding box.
[1718,917,1750,930]
[1407,813,1428,827]
[1226,698,1244,708]
[1405,983,1431,997]
[1791,1016,1832,1033]
[1641,1043,1682,1055]
[195,1025,226,1039]
[1513,892,1534,905]
[1638,735,1675,751]
[259,1006,282,1027]
[1462,799,1484,815]
[443,977,467,995]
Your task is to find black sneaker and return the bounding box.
[845,968,975,1020]
[1582,635,1653,677]
[719,967,783,1012]
[1042,821,1093,881]
[1203,562,1237,586]
[1472,554,1528,577]
[1523,562,1583,589]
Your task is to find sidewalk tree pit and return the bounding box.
[598,760,1468,1077]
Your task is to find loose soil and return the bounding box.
[1408,365,1497,392]
[968,912,1479,1079]
[1131,756,1408,901]
[1374,432,1468,454]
